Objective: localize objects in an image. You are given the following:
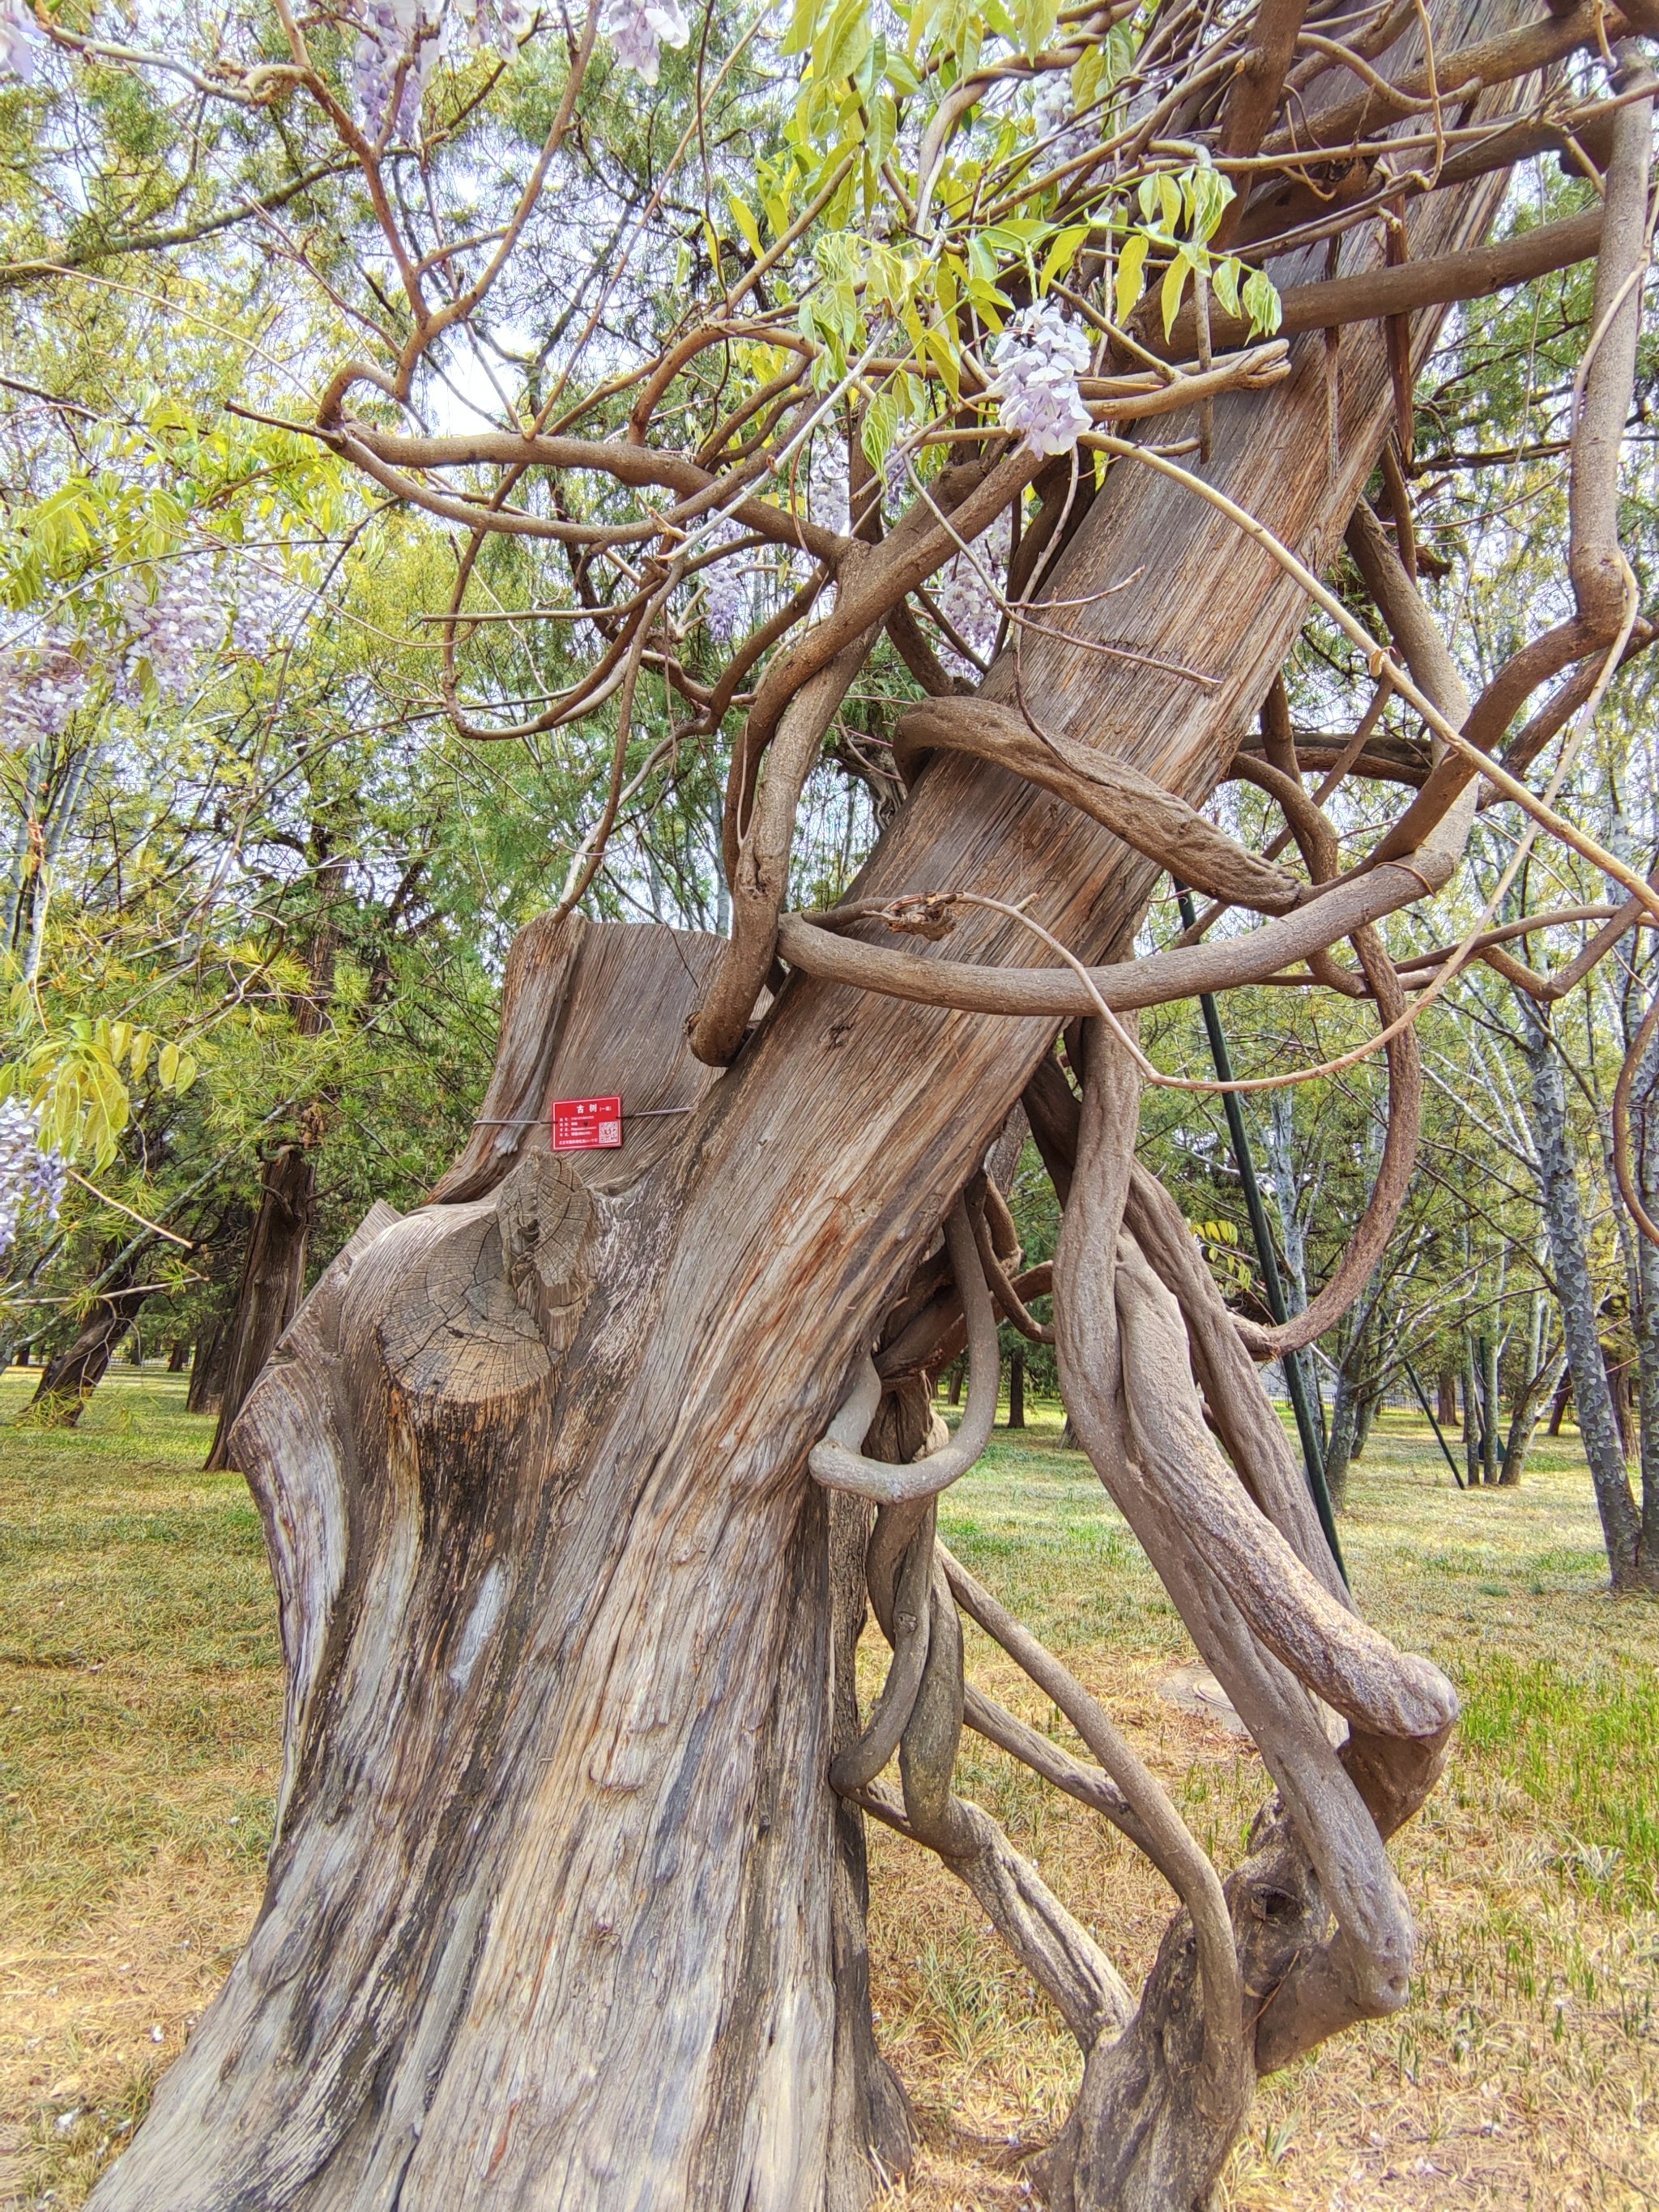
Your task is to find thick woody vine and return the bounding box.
[32,0,1659,2193]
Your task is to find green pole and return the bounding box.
[1176,889,1347,1584]
[1403,1357,1465,1488]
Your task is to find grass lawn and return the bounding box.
[1,1374,1656,2210]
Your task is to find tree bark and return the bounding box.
[204,1144,316,1472]
[1463,1339,1483,1488]
[1606,1344,1634,1459]
[1008,1353,1026,1428]
[1520,1009,1657,1588]
[90,43,1529,2195]
[187,1317,232,1415]
[1324,1374,1360,1511]
[1480,1330,1502,1484]
[1436,1364,1457,1429]
[1632,1008,1659,1557]
[1548,1366,1572,1435]
[26,1284,148,1426]
[1498,1345,1562,1487]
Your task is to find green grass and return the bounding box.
[878,1402,1659,2210]
[2,1379,1657,2210]
[1461,1659,1659,1907]
[0,1368,283,2208]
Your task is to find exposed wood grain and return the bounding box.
[90,2,1533,2197]
[430,914,727,1203]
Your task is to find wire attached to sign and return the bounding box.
[472,1106,693,1126]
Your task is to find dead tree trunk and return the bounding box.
[204,1144,316,1471]
[90,23,1529,2198]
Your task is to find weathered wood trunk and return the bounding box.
[205,1143,315,1471]
[90,19,1526,2188]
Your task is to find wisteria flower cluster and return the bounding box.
[347,0,533,139]
[932,510,1012,676]
[2,639,89,747]
[350,0,443,138]
[0,0,40,79]
[601,0,688,84]
[990,302,1094,458]
[231,571,291,659]
[694,522,754,644]
[933,558,1000,667]
[1030,75,1092,174]
[121,571,226,704]
[0,1097,66,1265]
[458,0,535,58]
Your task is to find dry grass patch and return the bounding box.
[870,1409,1659,2210]
[0,1370,279,2210]
[1,1379,1656,2210]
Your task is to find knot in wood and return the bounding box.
[881,893,957,940]
[377,1153,593,1406]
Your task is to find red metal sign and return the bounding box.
[552,1095,623,1152]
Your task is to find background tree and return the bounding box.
[4,0,1659,2202]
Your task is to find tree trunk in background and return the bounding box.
[1480,1332,1502,1485]
[1437,1365,1457,1430]
[1324,1293,1386,1507]
[187,1319,232,1414]
[1353,1379,1380,1462]
[204,837,343,1472]
[1324,1376,1359,1511]
[168,1340,189,1372]
[1605,1346,1633,1458]
[205,1144,316,1472]
[1261,1092,1326,1453]
[1521,1010,1658,1590]
[28,1284,149,1426]
[1548,1368,1572,1436]
[89,60,1529,2195]
[1462,1345,1482,1490]
[1499,1350,1562,1488]
[1008,1353,1026,1429]
[1633,1003,1659,1559]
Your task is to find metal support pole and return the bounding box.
[1176,889,1347,1583]
[1403,1357,1465,1487]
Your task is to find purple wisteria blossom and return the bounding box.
[2,639,89,745]
[347,0,531,139]
[699,536,753,643]
[349,0,443,137]
[989,301,1094,458]
[1031,74,1092,173]
[463,0,534,58]
[0,0,40,79]
[601,0,689,83]
[122,571,225,703]
[232,571,290,658]
[932,511,1011,676]
[0,1097,64,1264]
